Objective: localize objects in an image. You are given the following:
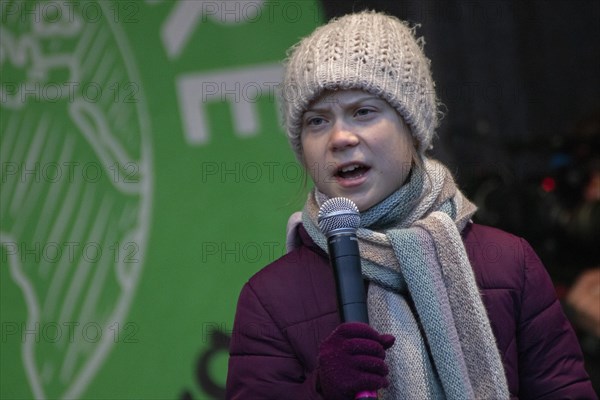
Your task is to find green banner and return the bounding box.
[0,1,322,398]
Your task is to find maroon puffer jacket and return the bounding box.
[227,223,597,399]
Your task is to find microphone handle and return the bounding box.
[327,233,378,400]
[328,233,369,323]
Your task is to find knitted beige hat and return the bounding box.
[281,11,439,161]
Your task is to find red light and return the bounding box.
[541,177,556,192]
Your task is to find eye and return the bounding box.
[354,107,375,118]
[305,116,326,127]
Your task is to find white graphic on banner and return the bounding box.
[161,0,280,146]
[0,1,153,399]
[161,0,265,59]
[176,64,282,145]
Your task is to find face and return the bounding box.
[301,90,416,211]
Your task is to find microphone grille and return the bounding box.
[318,197,360,237]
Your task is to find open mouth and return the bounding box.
[335,163,370,180]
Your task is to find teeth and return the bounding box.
[340,164,360,173]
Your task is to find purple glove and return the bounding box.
[317,322,395,400]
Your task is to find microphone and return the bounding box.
[318,197,377,400]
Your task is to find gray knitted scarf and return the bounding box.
[298,159,509,399]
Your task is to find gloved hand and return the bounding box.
[317,322,395,400]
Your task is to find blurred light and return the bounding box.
[541,177,556,192]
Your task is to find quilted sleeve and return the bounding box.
[225,282,323,400]
[517,238,597,399]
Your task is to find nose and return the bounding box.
[329,121,359,152]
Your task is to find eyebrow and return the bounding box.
[305,95,384,112]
